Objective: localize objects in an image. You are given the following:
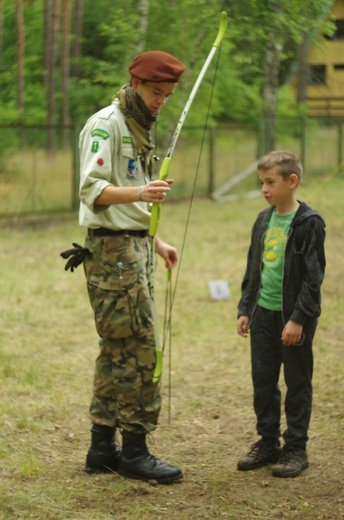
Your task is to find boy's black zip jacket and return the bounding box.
[238,201,326,326]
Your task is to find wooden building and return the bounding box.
[306,0,344,117]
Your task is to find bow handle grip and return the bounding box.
[149,157,171,236]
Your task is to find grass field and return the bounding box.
[0,172,343,519]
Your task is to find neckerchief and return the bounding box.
[116,84,157,178]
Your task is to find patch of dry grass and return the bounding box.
[0,149,74,214]
[0,175,343,519]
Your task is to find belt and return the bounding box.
[88,227,148,238]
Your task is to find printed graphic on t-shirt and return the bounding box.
[258,210,295,311]
[263,227,287,266]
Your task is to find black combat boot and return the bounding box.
[118,430,183,484]
[85,424,122,474]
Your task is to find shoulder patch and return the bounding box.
[91,128,110,140]
[91,141,99,153]
[122,136,132,144]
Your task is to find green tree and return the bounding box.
[223,0,334,151]
[0,0,336,149]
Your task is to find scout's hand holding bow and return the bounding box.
[137,178,173,204]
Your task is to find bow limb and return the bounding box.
[151,12,228,384]
[149,11,228,238]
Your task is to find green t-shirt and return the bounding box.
[258,209,296,311]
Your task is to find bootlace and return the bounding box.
[248,440,276,459]
[250,440,269,455]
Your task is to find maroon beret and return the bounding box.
[129,51,185,83]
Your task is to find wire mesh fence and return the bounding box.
[0,124,80,219]
[0,118,343,219]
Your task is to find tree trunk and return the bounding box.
[135,0,149,54]
[71,0,83,78]
[47,0,60,152]
[262,37,281,154]
[296,33,311,106]
[16,0,25,122]
[0,0,3,72]
[61,0,71,148]
[43,0,53,90]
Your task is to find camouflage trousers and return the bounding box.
[83,232,161,434]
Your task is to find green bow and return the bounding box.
[150,11,228,383]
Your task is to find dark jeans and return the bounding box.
[250,305,317,450]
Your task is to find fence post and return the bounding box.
[72,125,81,211]
[301,116,306,173]
[257,118,265,158]
[338,122,343,169]
[208,127,215,197]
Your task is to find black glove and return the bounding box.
[60,243,90,272]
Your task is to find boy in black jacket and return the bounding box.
[237,150,326,478]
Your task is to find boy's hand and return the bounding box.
[237,316,250,338]
[281,320,303,346]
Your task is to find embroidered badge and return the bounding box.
[122,136,132,144]
[91,141,99,153]
[127,159,138,179]
[91,129,110,139]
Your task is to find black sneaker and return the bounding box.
[237,439,281,471]
[272,446,308,478]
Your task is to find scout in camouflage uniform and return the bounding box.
[78,51,185,484]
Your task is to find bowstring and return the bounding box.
[162,44,223,421]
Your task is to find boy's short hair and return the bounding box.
[258,150,303,181]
